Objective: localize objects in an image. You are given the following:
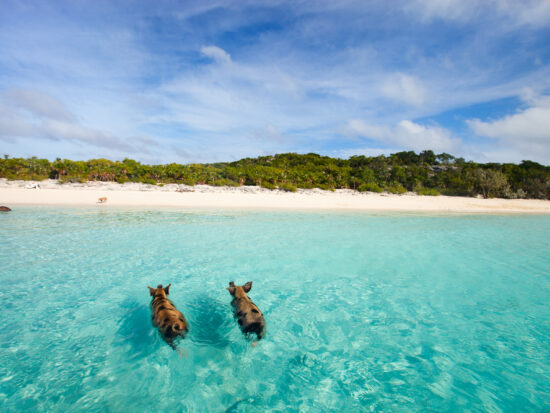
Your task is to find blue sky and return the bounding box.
[1,0,550,164]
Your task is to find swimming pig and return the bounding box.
[227,281,266,341]
[148,284,188,348]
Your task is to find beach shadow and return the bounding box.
[115,300,157,358]
[186,294,233,349]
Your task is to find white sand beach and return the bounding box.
[1,179,549,213]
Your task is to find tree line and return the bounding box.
[1,151,549,199]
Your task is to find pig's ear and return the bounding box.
[164,284,171,295]
[227,286,236,295]
[148,286,155,296]
[243,281,252,293]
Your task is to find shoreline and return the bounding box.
[1,179,549,214]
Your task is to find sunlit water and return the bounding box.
[1,207,549,412]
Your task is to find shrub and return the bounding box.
[260,181,277,190]
[472,168,510,198]
[139,178,157,185]
[386,183,407,194]
[515,188,526,199]
[318,184,335,191]
[278,183,297,192]
[211,178,239,187]
[416,187,440,196]
[210,179,225,186]
[358,182,383,193]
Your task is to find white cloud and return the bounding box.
[156,53,329,135]
[409,0,550,26]
[5,89,76,122]
[0,89,153,154]
[380,73,428,106]
[504,0,550,26]
[201,45,231,64]
[41,120,128,150]
[408,0,483,21]
[0,111,39,139]
[467,95,550,161]
[345,118,460,153]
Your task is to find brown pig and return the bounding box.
[227,281,266,341]
[148,284,188,348]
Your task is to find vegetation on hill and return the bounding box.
[1,151,549,199]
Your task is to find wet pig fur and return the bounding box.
[227,281,266,340]
[148,284,189,348]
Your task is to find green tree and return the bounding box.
[473,169,510,198]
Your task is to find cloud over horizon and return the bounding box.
[345,119,461,154]
[467,94,550,162]
[0,89,154,155]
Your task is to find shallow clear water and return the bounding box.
[0,207,549,412]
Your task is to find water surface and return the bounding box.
[1,207,549,411]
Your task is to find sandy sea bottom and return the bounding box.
[0,207,549,411]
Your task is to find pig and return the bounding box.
[227,281,266,341]
[148,284,189,348]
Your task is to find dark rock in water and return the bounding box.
[0,206,11,212]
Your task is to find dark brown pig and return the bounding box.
[227,281,266,341]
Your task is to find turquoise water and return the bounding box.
[1,207,549,412]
